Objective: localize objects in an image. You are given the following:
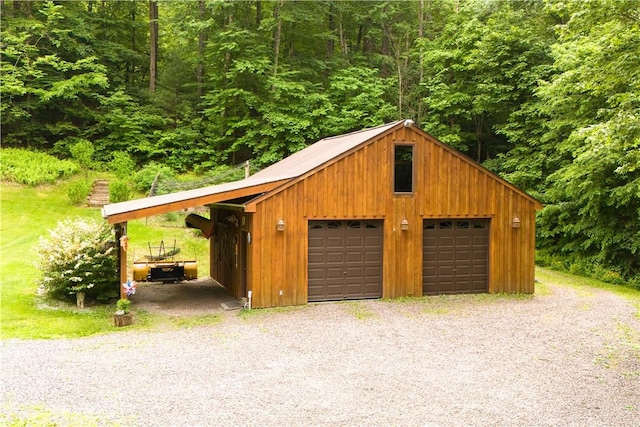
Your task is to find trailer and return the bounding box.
[132,240,197,283]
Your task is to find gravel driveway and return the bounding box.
[2,275,639,426]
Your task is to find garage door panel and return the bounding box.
[327,266,346,277]
[308,268,325,281]
[472,236,488,245]
[456,250,471,262]
[308,253,325,264]
[345,251,364,263]
[423,266,437,277]
[438,251,454,262]
[326,237,344,248]
[437,281,455,292]
[456,236,471,246]
[365,236,382,245]
[346,236,364,247]
[345,266,364,278]
[365,252,382,263]
[439,237,455,247]
[423,219,489,296]
[472,265,487,275]
[327,251,344,262]
[456,266,471,275]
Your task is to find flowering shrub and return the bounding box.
[36,219,118,301]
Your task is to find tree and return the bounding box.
[533,0,640,279]
[1,1,110,150]
[419,0,553,161]
[149,0,158,92]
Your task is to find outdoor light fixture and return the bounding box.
[277,218,285,232]
[119,235,129,251]
[512,215,521,229]
[401,217,409,231]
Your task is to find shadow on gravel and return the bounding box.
[128,277,241,316]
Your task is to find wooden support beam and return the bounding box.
[114,223,128,299]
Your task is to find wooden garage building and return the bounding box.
[103,120,543,308]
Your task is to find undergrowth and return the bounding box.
[0,148,79,185]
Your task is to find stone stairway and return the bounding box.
[87,179,110,207]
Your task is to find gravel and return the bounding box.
[2,280,639,426]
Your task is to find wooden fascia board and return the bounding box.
[413,127,544,210]
[244,122,405,212]
[105,180,287,224]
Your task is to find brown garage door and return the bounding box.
[308,220,383,302]
[423,219,489,295]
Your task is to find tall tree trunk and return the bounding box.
[129,3,136,86]
[255,0,262,27]
[149,0,159,92]
[197,0,205,98]
[272,0,284,90]
[327,3,334,57]
[381,33,389,76]
[338,8,347,55]
[475,114,484,162]
[417,0,425,126]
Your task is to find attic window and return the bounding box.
[394,145,413,193]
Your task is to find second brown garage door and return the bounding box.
[308,220,383,302]
[423,219,489,295]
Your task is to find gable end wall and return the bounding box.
[247,127,537,308]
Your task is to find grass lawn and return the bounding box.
[535,266,640,317]
[0,179,208,339]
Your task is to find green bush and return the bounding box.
[116,298,131,314]
[132,162,175,194]
[110,152,136,180]
[109,180,132,203]
[67,180,92,205]
[68,139,95,174]
[592,265,626,285]
[36,219,118,301]
[0,148,79,185]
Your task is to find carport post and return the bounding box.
[114,222,128,299]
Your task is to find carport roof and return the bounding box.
[102,120,404,224]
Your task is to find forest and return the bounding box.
[1,0,638,285]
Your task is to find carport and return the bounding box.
[102,177,288,299]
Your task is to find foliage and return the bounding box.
[109,180,132,203]
[0,148,79,185]
[0,1,110,149]
[132,162,175,194]
[36,218,118,301]
[534,0,640,280]
[419,1,554,161]
[116,298,131,314]
[67,179,91,205]
[68,139,95,174]
[109,152,137,180]
[1,0,638,281]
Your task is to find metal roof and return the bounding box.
[102,120,403,223]
[250,120,402,181]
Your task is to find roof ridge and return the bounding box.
[319,120,404,142]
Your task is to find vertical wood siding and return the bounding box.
[210,207,250,299]
[244,127,538,308]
